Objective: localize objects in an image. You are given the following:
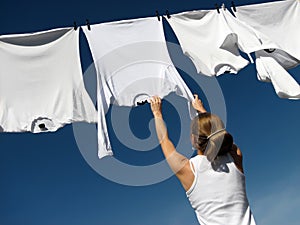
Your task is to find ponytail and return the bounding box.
[191,113,233,162]
[205,131,233,162]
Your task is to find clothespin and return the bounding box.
[156,10,161,21]
[137,100,148,106]
[231,1,237,12]
[264,48,275,53]
[221,3,226,11]
[215,4,220,14]
[38,123,48,131]
[74,21,78,30]
[86,19,91,31]
[166,10,171,19]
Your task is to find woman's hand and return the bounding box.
[192,94,207,113]
[150,96,162,118]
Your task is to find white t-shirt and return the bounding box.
[233,0,300,66]
[82,17,196,158]
[233,0,300,99]
[0,27,97,132]
[165,9,254,76]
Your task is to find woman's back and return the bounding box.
[187,154,256,225]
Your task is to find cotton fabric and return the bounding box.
[187,154,256,225]
[0,27,97,133]
[165,9,252,76]
[233,0,300,99]
[83,17,196,158]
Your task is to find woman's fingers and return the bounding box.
[193,94,202,104]
[149,97,154,104]
[150,96,161,108]
[150,96,162,116]
[151,96,161,103]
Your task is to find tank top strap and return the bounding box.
[189,155,207,174]
[189,159,196,176]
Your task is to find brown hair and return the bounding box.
[191,112,233,161]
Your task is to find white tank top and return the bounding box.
[187,154,256,225]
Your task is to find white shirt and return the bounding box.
[233,0,300,65]
[82,17,196,158]
[165,9,252,76]
[233,0,300,99]
[0,27,97,132]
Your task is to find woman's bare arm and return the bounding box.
[150,96,194,191]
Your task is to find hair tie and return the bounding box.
[207,128,225,139]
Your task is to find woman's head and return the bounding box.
[191,113,233,161]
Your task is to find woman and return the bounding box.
[149,95,256,225]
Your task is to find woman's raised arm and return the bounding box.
[149,96,194,191]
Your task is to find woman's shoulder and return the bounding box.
[190,154,205,162]
[190,154,207,169]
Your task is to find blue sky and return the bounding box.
[1,0,300,225]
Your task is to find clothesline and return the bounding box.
[71,1,244,32]
[0,1,256,35]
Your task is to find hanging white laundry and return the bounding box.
[232,0,300,99]
[82,17,197,158]
[233,0,300,67]
[256,53,300,99]
[220,9,277,58]
[165,9,251,76]
[0,27,98,133]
